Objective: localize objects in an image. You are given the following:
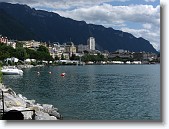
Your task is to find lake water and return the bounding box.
[2,64,160,120]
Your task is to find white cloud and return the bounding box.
[143,23,152,29]
[0,0,160,50]
[144,0,156,2]
[121,26,160,50]
[53,4,160,50]
[0,0,129,10]
[54,4,160,25]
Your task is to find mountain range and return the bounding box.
[0,2,157,53]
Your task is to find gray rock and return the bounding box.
[4,93,27,108]
[7,107,34,120]
[42,104,53,113]
[29,105,43,112]
[35,111,57,120]
[49,110,61,119]
[1,84,61,120]
[7,88,17,97]
[25,100,36,108]
[0,83,4,89]
[18,94,27,100]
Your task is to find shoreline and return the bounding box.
[0,83,62,120]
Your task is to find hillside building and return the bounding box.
[87,37,95,51]
[77,44,89,53]
[0,35,8,44]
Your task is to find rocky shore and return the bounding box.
[0,83,62,120]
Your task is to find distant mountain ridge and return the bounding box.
[0,2,157,53]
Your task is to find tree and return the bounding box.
[16,41,24,48]
[0,43,15,60]
[70,54,79,60]
[113,56,122,61]
[55,55,59,60]
[36,45,53,61]
[25,48,37,59]
[61,53,65,60]
[37,45,50,54]
[14,47,29,61]
[81,54,90,62]
[133,52,143,61]
[0,51,10,60]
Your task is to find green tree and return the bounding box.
[55,55,59,60]
[70,54,80,60]
[0,43,15,60]
[36,45,53,61]
[25,48,37,59]
[81,53,105,62]
[81,54,90,62]
[113,56,122,61]
[0,51,10,60]
[16,41,24,48]
[15,47,29,61]
[37,45,50,54]
[133,53,143,61]
[61,53,65,60]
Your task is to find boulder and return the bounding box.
[35,111,57,120]
[25,99,36,108]
[0,83,4,89]
[42,104,53,113]
[6,107,34,120]
[18,94,27,100]
[4,93,27,108]
[7,88,17,97]
[49,110,61,119]
[1,84,61,120]
[29,105,43,112]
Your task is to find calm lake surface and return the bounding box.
[2,64,160,120]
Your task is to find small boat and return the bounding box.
[1,66,23,75]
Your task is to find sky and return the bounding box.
[0,0,160,51]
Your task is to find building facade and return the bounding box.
[0,35,8,44]
[77,44,89,53]
[22,40,41,49]
[87,37,95,51]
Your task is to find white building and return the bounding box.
[22,40,40,48]
[87,37,95,51]
[7,40,16,49]
[77,44,89,53]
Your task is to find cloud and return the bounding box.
[144,0,156,2]
[143,23,152,29]
[121,26,160,50]
[54,4,160,26]
[53,4,160,50]
[0,0,129,10]
[0,0,160,50]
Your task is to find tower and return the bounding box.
[87,37,95,51]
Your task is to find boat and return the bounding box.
[1,66,23,75]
